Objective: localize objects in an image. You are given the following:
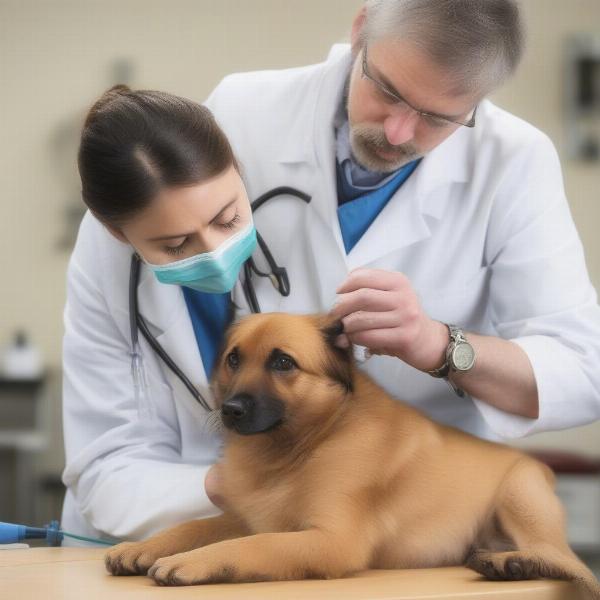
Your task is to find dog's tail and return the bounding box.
[468,457,600,599]
[467,545,600,599]
[574,567,600,600]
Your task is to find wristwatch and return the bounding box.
[427,324,475,397]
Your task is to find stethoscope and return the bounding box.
[0,188,311,549]
[129,186,311,412]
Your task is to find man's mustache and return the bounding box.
[353,125,418,159]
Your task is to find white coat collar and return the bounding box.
[346,123,475,268]
[276,43,476,267]
[278,43,473,184]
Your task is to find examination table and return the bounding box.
[0,547,582,599]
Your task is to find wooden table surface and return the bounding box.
[0,547,583,600]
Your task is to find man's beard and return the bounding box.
[350,124,422,173]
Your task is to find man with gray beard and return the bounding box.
[203,0,600,492]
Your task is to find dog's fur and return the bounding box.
[105,313,600,597]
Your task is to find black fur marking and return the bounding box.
[243,572,272,583]
[322,320,345,343]
[320,320,354,393]
[300,569,328,580]
[202,565,238,584]
[505,559,526,579]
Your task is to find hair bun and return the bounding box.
[105,83,131,96]
[84,84,132,128]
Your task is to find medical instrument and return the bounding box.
[241,186,311,313]
[353,345,373,363]
[129,186,311,412]
[0,521,117,547]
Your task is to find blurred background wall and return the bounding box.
[0,0,599,546]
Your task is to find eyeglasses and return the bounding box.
[361,45,477,129]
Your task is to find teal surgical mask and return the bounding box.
[144,221,257,293]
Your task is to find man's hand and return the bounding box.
[330,268,539,419]
[330,268,448,372]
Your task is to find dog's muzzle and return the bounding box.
[221,393,285,435]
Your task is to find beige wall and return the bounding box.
[0,0,362,368]
[0,0,599,460]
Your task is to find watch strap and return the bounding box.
[428,360,450,378]
[427,323,455,378]
[427,323,467,398]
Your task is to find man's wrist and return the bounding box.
[426,324,476,397]
[424,320,452,374]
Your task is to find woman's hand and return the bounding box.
[330,268,448,372]
[204,463,227,510]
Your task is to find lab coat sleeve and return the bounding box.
[62,246,221,542]
[471,133,600,439]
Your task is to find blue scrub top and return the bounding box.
[182,287,231,378]
[336,159,421,253]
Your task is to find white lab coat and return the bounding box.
[61,44,600,544]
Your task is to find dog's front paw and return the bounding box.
[105,541,170,576]
[148,552,239,586]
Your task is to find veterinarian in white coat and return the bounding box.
[62,1,600,545]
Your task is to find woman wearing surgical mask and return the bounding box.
[61,85,253,545]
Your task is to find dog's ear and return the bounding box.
[317,316,354,393]
[321,319,345,346]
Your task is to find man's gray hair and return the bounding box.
[361,0,525,96]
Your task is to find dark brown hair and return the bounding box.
[78,84,237,227]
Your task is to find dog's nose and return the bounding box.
[221,394,254,421]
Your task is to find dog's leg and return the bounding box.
[105,512,250,576]
[467,459,600,599]
[147,528,371,585]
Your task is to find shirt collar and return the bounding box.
[279,43,474,192]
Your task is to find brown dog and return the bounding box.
[105,312,600,597]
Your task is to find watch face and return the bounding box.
[452,343,475,371]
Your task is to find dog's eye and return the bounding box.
[271,354,296,372]
[226,351,240,370]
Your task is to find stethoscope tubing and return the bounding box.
[129,186,311,411]
[130,253,213,411]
